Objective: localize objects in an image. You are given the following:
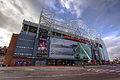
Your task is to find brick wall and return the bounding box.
[3,33,19,66]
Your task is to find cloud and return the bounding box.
[57,9,65,14]
[60,0,84,18]
[103,34,120,61]
[0,0,37,46]
[60,0,120,34]
[0,0,56,46]
[0,28,11,46]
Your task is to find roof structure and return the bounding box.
[23,8,102,44]
[38,8,101,41]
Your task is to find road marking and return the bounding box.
[0,72,97,79]
[86,68,120,74]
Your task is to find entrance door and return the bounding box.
[35,60,46,66]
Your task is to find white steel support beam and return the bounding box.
[79,43,92,62]
[36,9,43,39]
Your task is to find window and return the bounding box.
[56,33,61,37]
[23,24,28,31]
[28,26,37,33]
[39,29,48,37]
[52,32,55,35]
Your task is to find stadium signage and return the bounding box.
[64,36,87,43]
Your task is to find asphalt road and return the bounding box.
[0,65,120,80]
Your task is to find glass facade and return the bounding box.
[14,33,35,57]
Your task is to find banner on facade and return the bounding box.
[37,37,48,58]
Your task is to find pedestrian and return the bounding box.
[82,62,85,68]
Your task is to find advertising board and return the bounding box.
[49,37,78,59]
[49,37,92,60]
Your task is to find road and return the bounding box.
[0,65,120,80]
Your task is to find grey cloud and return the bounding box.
[60,0,120,33]
[103,35,120,60]
[0,11,21,33]
[0,0,56,46]
[0,0,43,33]
[11,1,24,15]
[108,46,120,61]
[25,0,57,17]
[0,36,3,39]
[0,12,9,28]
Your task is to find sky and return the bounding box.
[0,0,120,61]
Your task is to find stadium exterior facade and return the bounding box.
[4,9,109,66]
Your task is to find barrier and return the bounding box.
[15,61,22,66]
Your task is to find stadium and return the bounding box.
[4,9,109,66]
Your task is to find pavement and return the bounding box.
[0,65,120,80]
